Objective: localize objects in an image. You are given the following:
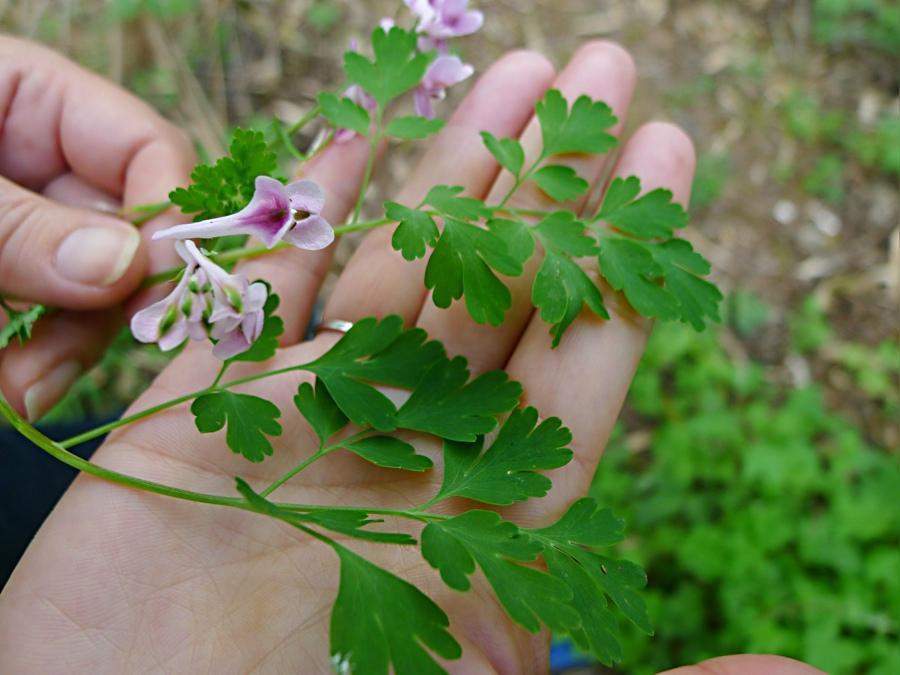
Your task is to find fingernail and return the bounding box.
[55,227,140,286]
[23,360,82,422]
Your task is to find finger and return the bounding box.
[0,37,195,317]
[658,654,826,675]
[236,135,372,343]
[506,121,696,522]
[42,172,120,213]
[322,50,556,326]
[415,41,636,374]
[0,308,121,421]
[0,175,145,307]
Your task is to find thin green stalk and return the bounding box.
[497,154,545,208]
[211,362,229,388]
[121,201,172,226]
[287,103,322,136]
[0,396,248,509]
[260,429,372,497]
[351,106,384,225]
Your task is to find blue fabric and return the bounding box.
[0,420,108,588]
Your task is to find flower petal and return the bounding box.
[130,299,170,343]
[212,328,251,360]
[158,319,190,352]
[286,180,326,215]
[282,214,335,250]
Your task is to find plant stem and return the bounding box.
[259,429,372,497]
[0,395,248,509]
[497,154,545,208]
[351,106,383,225]
[287,103,322,136]
[211,362,229,388]
[120,200,172,226]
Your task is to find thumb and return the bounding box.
[0,176,146,309]
[658,654,827,675]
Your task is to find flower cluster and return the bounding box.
[134,176,333,358]
[337,0,482,142]
[131,240,268,359]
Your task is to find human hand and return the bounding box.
[1,41,716,672]
[0,36,195,421]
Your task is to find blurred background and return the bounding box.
[1,0,898,673]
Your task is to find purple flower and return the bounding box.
[407,0,484,50]
[154,176,334,250]
[181,241,269,359]
[413,54,474,118]
[130,241,269,360]
[130,242,208,352]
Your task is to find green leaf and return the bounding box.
[597,236,680,320]
[342,435,433,472]
[650,238,723,330]
[598,235,721,330]
[599,176,688,238]
[421,511,579,633]
[424,218,522,325]
[530,212,607,343]
[306,316,445,430]
[435,406,572,504]
[536,90,618,157]
[228,290,284,363]
[302,509,416,545]
[481,131,525,176]
[533,252,608,346]
[169,128,279,220]
[541,547,623,665]
[386,116,445,140]
[533,211,598,257]
[386,201,439,260]
[532,165,589,202]
[294,379,348,446]
[0,303,45,349]
[395,357,522,442]
[532,499,653,638]
[330,544,462,674]
[487,218,535,263]
[235,478,414,544]
[533,498,625,547]
[318,91,370,136]
[343,27,431,107]
[423,185,492,222]
[192,391,282,462]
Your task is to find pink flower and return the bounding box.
[130,242,208,352]
[154,176,333,250]
[130,241,269,360]
[407,0,483,51]
[413,54,474,118]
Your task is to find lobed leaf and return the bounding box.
[169,128,279,220]
[386,201,439,260]
[0,303,45,350]
[343,27,431,107]
[480,131,525,176]
[319,92,371,136]
[434,406,572,504]
[532,164,590,202]
[192,391,282,462]
[294,379,348,446]
[331,544,462,674]
[536,89,618,157]
[386,116,445,140]
[341,435,433,472]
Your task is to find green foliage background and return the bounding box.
[591,314,899,674]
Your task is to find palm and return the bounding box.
[1,43,695,673]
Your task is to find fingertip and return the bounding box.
[657,655,827,675]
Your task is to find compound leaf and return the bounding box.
[344,27,431,107]
[598,176,688,238]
